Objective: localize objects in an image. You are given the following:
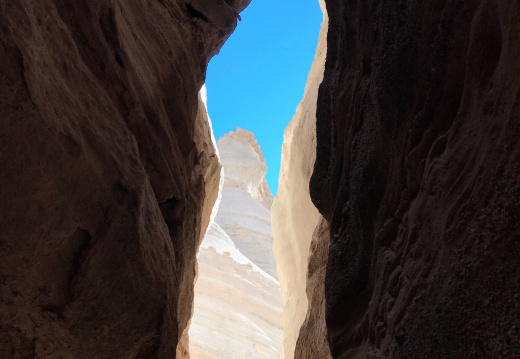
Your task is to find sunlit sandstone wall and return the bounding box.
[271,1,330,358]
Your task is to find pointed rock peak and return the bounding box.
[220,127,267,164]
[217,128,273,208]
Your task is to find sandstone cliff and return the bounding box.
[190,128,283,358]
[271,1,330,358]
[0,1,249,358]
[311,0,520,357]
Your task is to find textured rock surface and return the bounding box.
[0,1,249,358]
[190,129,283,358]
[271,2,328,358]
[311,0,520,358]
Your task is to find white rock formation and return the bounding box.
[214,129,277,278]
[271,1,331,358]
[190,128,283,358]
[218,129,273,209]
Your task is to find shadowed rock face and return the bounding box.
[312,0,520,358]
[0,0,249,358]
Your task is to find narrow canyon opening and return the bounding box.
[188,1,326,358]
[2,0,518,358]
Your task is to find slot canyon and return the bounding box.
[1,1,519,359]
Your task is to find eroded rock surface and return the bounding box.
[0,1,249,358]
[271,2,329,358]
[190,128,283,358]
[311,0,520,357]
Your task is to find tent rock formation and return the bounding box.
[190,128,282,358]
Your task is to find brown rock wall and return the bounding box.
[312,0,520,358]
[0,0,248,358]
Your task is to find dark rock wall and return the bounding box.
[311,0,520,358]
[0,1,248,358]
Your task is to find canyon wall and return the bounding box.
[271,2,330,358]
[311,0,520,357]
[0,1,249,358]
[190,128,283,358]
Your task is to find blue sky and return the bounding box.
[205,0,323,195]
